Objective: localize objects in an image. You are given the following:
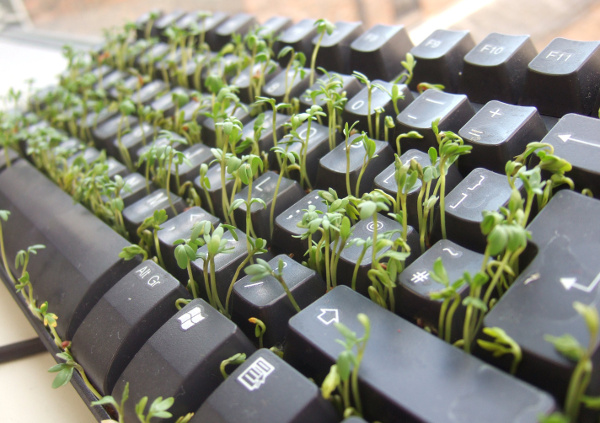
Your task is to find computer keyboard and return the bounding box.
[1,9,600,423]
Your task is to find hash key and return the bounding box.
[520,38,600,117]
[71,260,190,395]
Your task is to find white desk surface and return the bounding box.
[0,37,98,422]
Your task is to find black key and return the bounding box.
[230,62,281,104]
[111,122,156,159]
[409,29,475,93]
[349,24,414,81]
[257,16,292,39]
[122,188,186,240]
[520,38,600,117]
[261,67,311,105]
[135,43,170,74]
[272,190,328,260]
[396,239,484,339]
[120,172,155,207]
[232,171,305,242]
[274,19,317,64]
[77,107,118,137]
[71,260,189,395]
[232,254,325,347]
[169,143,213,187]
[191,349,338,423]
[241,111,290,155]
[395,89,475,152]
[134,9,163,39]
[460,33,537,104]
[179,51,217,90]
[444,168,521,252]
[299,72,361,110]
[343,80,413,135]
[373,149,462,229]
[458,100,547,174]
[149,87,190,118]
[157,206,220,279]
[112,298,255,422]
[130,79,167,106]
[193,164,235,221]
[155,10,186,41]
[538,113,600,196]
[271,121,335,186]
[0,160,138,339]
[202,102,251,147]
[107,74,140,101]
[284,285,555,423]
[316,134,394,197]
[483,190,600,403]
[213,13,257,50]
[94,69,128,92]
[312,21,364,75]
[134,131,185,166]
[106,156,129,178]
[66,146,101,168]
[336,213,419,296]
[91,114,138,152]
[179,94,212,124]
[198,12,230,50]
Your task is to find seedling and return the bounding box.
[310,20,335,86]
[428,258,465,342]
[277,46,307,108]
[174,220,214,298]
[349,131,378,198]
[269,143,299,237]
[248,317,266,348]
[136,209,169,268]
[254,96,291,167]
[311,70,347,150]
[14,244,45,313]
[321,313,370,418]
[477,327,522,375]
[116,98,136,171]
[245,258,301,313]
[220,353,247,379]
[393,52,417,86]
[49,349,101,399]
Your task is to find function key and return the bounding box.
[519,38,600,117]
[460,33,537,104]
[213,13,258,50]
[349,24,414,81]
[395,89,474,152]
[312,21,364,74]
[458,100,547,174]
[409,29,475,93]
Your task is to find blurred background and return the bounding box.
[1,0,600,49]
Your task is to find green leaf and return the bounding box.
[0,210,10,221]
[359,201,376,220]
[336,350,353,381]
[321,365,340,399]
[545,334,584,361]
[51,366,74,389]
[174,244,190,269]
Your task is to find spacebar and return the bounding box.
[0,160,139,340]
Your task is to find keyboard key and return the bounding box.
[483,190,600,403]
[120,172,155,207]
[261,67,311,104]
[232,171,305,242]
[271,190,328,260]
[0,160,139,339]
[230,62,281,104]
[458,100,547,174]
[193,164,235,221]
[343,80,413,135]
[299,72,361,110]
[275,19,317,63]
[130,79,167,106]
[191,349,338,423]
[198,12,230,50]
[149,87,190,118]
[232,254,325,347]
[444,168,521,252]
[134,9,163,39]
[202,102,251,147]
[316,135,395,197]
[241,111,290,155]
[312,21,364,74]
[336,213,419,296]
[409,29,475,93]
[257,16,292,39]
[395,89,475,152]
[349,24,413,81]
[373,149,462,229]
[520,38,600,117]
[284,285,555,423]
[111,122,155,159]
[91,114,138,152]
[122,189,186,240]
[154,10,186,41]
[169,143,213,187]
[460,33,537,104]
[71,260,190,395]
[213,13,257,50]
[396,239,484,340]
[539,113,600,196]
[112,298,255,422]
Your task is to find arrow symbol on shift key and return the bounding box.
[557,134,600,149]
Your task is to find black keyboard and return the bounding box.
[2,9,600,423]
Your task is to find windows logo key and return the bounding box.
[178,305,206,331]
[237,357,275,391]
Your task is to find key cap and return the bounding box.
[241,111,290,155]
[284,285,555,423]
[395,89,475,152]
[191,349,338,423]
[373,149,462,230]
[349,24,414,81]
[313,21,364,75]
[519,38,600,117]
[135,43,170,74]
[202,102,251,147]
[538,113,600,196]
[336,213,419,296]
[271,190,328,260]
[261,67,311,105]
[155,10,186,41]
[120,172,155,207]
[232,254,325,347]
[299,72,361,110]
[396,239,484,339]
[111,122,156,160]
[122,189,186,240]
[483,190,600,404]
[112,298,255,422]
[213,13,257,50]
[232,171,305,243]
[134,130,185,167]
[316,134,395,197]
[409,29,475,93]
[149,87,190,118]
[459,33,537,104]
[275,19,318,64]
[106,156,128,178]
[71,260,190,395]
[94,69,128,92]
[193,164,235,221]
[197,12,231,50]
[169,143,213,187]
[179,93,212,124]
[91,114,138,152]
[270,121,335,186]
[157,206,220,279]
[77,107,118,137]
[257,16,292,39]
[0,160,139,339]
[134,9,163,39]
[458,100,547,174]
[130,79,167,106]
[343,80,413,134]
[444,168,521,252]
[230,62,281,104]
